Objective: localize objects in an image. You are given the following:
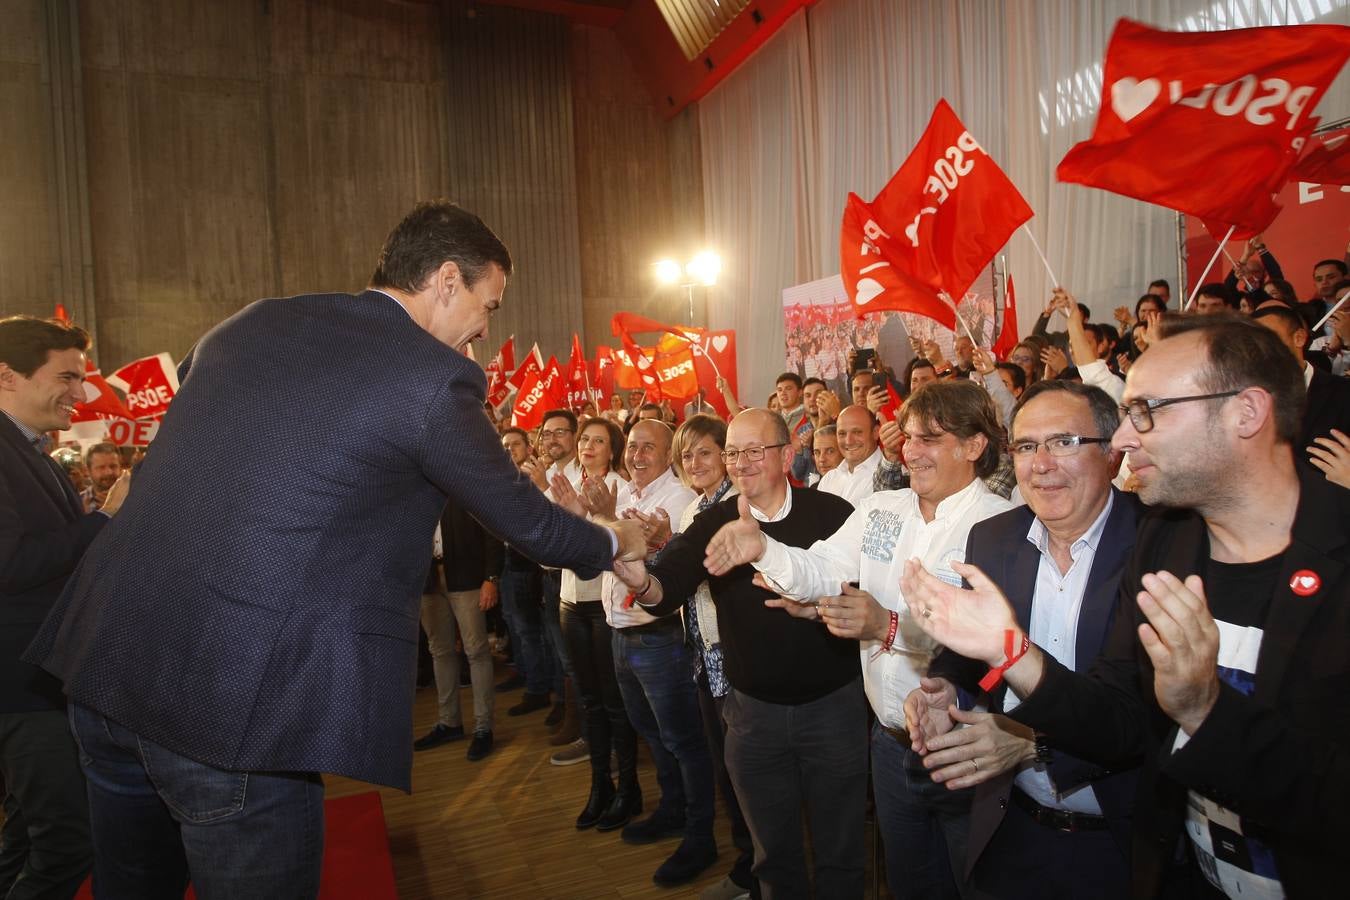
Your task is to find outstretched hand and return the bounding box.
[899,559,1018,667]
[704,495,766,576]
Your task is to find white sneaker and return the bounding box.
[699,875,750,900]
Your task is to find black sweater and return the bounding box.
[645,487,859,705]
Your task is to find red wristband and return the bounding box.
[979,629,1030,692]
[881,610,899,652]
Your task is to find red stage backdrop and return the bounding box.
[1183,120,1350,302]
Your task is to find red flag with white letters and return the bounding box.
[841,100,1031,328]
[107,353,179,421]
[507,343,543,392]
[512,356,566,430]
[1291,130,1350,186]
[593,345,616,401]
[619,332,660,398]
[565,334,592,410]
[652,333,700,402]
[992,272,1020,361]
[485,336,515,407]
[1057,18,1350,238]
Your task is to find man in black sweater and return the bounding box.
[614,408,863,900]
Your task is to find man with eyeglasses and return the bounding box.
[908,380,1141,900]
[903,314,1350,899]
[611,408,862,899]
[702,382,1013,899]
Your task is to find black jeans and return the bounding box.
[723,679,868,900]
[0,709,91,900]
[560,601,636,785]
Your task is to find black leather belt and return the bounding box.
[621,616,683,636]
[1011,788,1110,832]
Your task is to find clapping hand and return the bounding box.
[1309,429,1350,488]
[1135,571,1220,736]
[549,473,586,517]
[579,475,618,519]
[903,677,957,752]
[899,558,1019,667]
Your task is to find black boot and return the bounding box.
[596,778,643,832]
[576,771,615,830]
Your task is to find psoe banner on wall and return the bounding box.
[1182,119,1350,302]
[783,271,997,393]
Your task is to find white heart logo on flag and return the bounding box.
[83,382,101,402]
[1110,77,1160,123]
[711,335,728,353]
[855,278,885,306]
[636,355,651,370]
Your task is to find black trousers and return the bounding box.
[0,709,92,899]
[560,600,636,786]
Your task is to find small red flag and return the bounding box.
[565,334,592,411]
[507,343,543,392]
[1291,131,1350,186]
[1057,18,1350,238]
[992,272,1020,361]
[69,358,136,423]
[879,381,905,423]
[485,336,516,407]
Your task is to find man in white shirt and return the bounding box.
[913,381,1141,899]
[597,420,711,886]
[704,381,1013,899]
[816,405,882,505]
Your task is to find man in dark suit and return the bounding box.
[0,316,127,899]
[904,315,1350,898]
[914,381,1141,899]
[1251,304,1350,453]
[23,202,644,898]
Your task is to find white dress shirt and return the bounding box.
[1001,494,1115,814]
[754,477,1012,729]
[816,446,882,506]
[603,467,696,628]
[559,469,625,605]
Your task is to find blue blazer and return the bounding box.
[931,489,1141,875]
[25,291,613,790]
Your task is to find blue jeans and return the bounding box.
[613,620,714,840]
[500,566,550,696]
[69,703,325,900]
[540,569,570,694]
[870,723,973,899]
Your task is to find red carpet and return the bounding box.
[76,791,397,899]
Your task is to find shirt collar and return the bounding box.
[1304,360,1314,389]
[926,476,990,521]
[630,465,677,500]
[845,445,883,474]
[369,288,415,321]
[1,410,47,451]
[1026,490,1115,558]
[749,485,793,523]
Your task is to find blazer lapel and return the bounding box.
[1075,493,1136,665]
[0,417,79,520]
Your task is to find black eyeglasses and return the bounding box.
[1009,435,1112,458]
[720,443,787,464]
[539,428,575,440]
[1119,391,1240,434]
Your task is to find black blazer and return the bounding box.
[24,291,614,790]
[1302,366,1350,449]
[931,490,1141,876]
[1008,470,1350,898]
[0,415,106,712]
[425,497,504,594]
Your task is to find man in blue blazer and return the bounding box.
[917,380,1141,899]
[0,316,128,899]
[25,202,643,898]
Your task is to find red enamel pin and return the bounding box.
[1289,570,1320,597]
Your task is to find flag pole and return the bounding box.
[1183,225,1236,312]
[1313,287,1350,333]
[1021,224,1059,289]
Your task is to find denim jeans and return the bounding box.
[723,680,868,900]
[870,722,973,900]
[613,620,714,840]
[69,703,325,900]
[540,569,570,695]
[500,565,550,696]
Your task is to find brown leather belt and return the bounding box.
[1011,788,1110,832]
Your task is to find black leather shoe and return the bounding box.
[413,723,464,751]
[466,730,494,762]
[595,786,643,832]
[544,701,566,728]
[621,810,686,844]
[653,838,718,887]
[576,778,615,830]
[508,692,552,716]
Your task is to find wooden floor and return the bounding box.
[323,666,741,900]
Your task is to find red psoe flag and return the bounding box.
[565,334,592,411]
[652,334,700,401]
[619,332,660,398]
[485,336,516,407]
[107,353,179,421]
[507,343,543,392]
[69,358,135,423]
[991,272,1020,361]
[511,356,566,430]
[1291,130,1350,186]
[1056,18,1350,238]
[841,100,1032,328]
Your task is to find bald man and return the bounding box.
[816,405,882,506]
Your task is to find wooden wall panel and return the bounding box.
[0,0,65,321]
[570,23,704,348]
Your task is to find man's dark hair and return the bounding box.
[1135,294,1166,318]
[638,402,663,416]
[540,409,577,432]
[85,441,121,468]
[994,361,1026,392]
[1262,279,1298,307]
[0,316,91,377]
[370,201,512,293]
[899,380,1003,478]
[1251,305,1307,340]
[1157,313,1305,445]
[1149,279,1171,293]
[1314,259,1348,277]
[775,372,803,389]
[1196,283,1237,308]
[1076,303,1092,321]
[802,377,827,390]
[1083,323,1104,345]
[1011,381,1121,450]
[501,426,529,444]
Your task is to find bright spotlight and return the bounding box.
[687,251,721,286]
[655,259,682,285]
